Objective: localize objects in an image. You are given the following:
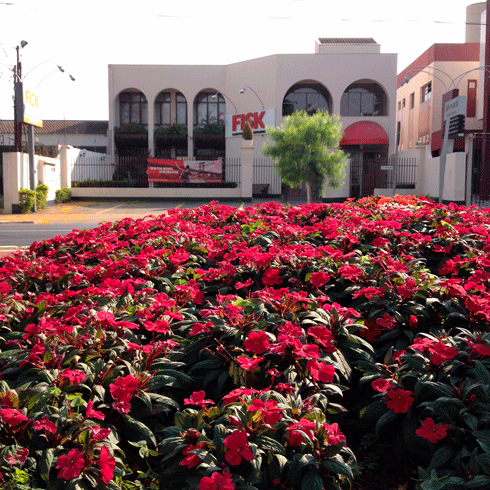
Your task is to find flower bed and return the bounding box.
[1,196,490,489]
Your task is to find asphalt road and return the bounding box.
[0,199,280,248]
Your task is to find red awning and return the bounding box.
[340,121,389,146]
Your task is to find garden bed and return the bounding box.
[0,196,490,489]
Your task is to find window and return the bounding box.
[402,98,406,108]
[282,81,332,116]
[410,93,415,109]
[398,101,401,111]
[421,83,432,103]
[119,91,148,126]
[194,92,225,126]
[154,92,171,127]
[154,91,187,127]
[340,81,387,116]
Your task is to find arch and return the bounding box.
[154,89,187,127]
[340,79,388,117]
[339,121,389,146]
[282,80,332,116]
[118,88,148,127]
[193,89,226,127]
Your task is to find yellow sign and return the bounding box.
[23,87,43,128]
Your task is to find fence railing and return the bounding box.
[253,158,282,196]
[71,156,241,188]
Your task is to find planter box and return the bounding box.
[194,134,225,149]
[155,134,187,148]
[115,133,148,148]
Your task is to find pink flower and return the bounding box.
[224,429,254,465]
[248,398,283,425]
[109,375,139,403]
[287,419,316,446]
[98,446,116,484]
[56,448,85,480]
[89,426,111,441]
[199,469,235,490]
[6,447,29,465]
[184,391,215,407]
[179,442,207,468]
[324,423,346,445]
[416,418,449,443]
[429,342,459,366]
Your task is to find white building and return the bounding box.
[108,38,397,199]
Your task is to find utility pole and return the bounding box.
[14,45,23,152]
[480,0,490,201]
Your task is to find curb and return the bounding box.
[0,221,35,224]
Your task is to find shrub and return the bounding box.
[55,188,72,204]
[242,121,253,141]
[36,183,49,210]
[18,188,36,213]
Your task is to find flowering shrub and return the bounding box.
[1,195,490,489]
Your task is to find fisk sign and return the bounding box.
[225,109,275,137]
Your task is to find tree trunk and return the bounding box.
[308,180,322,203]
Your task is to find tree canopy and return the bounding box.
[262,110,347,202]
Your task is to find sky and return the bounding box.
[0,0,480,121]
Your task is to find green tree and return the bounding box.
[262,110,347,202]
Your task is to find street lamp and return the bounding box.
[211,92,237,113]
[239,86,265,110]
[400,64,490,203]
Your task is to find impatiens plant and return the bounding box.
[1,195,490,489]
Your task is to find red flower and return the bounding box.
[0,408,28,428]
[287,419,316,446]
[179,442,207,468]
[224,429,254,465]
[6,447,29,465]
[236,355,264,371]
[199,469,235,490]
[248,398,283,425]
[109,375,139,403]
[86,400,105,420]
[33,416,57,434]
[429,342,459,366]
[416,418,449,443]
[96,311,116,327]
[306,359,335,383]
[244,331,270,354]
[324,423,346,445]
[262,268,282,286]
[184,390,215,407]
[98,445,116,484]
[309,271,330,288]
[89,426,111,440]
[61,368,86,386]
[385,388,414,414]
[56,448,85,480]
[307,326,336,352]
[371,378,392,393]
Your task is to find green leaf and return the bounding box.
[474,360,490,386]
[301,470,324,490]
[38,448,54,481]
[123,415,157,446]
[464,475,490,488]
[321,457,354,478]
[428,445,454,471]
[375,409,398,435]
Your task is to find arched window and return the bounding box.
[119,90,148,126]
[340,81,387,117]
[194,91,225,127]
[282,81,332,116]
[155,91,187,127]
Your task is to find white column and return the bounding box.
[240,140,254,199]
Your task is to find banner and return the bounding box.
[147,159,222,183]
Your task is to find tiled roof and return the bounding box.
[0,120,108,135]
[317,38,377,44]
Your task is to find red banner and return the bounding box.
[147,159,222,183]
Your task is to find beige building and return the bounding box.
[108,38,397,198]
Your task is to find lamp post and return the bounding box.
[239,86,265,110]
[14,40,27,152]
[211,92,238,113]
[401,65,490,203]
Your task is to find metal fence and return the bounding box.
[377,157,417,189]
[253,158,282,196]
[72,156,242,188]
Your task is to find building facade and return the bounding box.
[108,38,397,198]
